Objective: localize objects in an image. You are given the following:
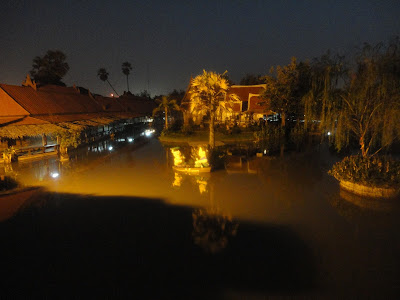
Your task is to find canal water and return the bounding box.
[1,136,399,299]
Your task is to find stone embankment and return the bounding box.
[340,180,399,199]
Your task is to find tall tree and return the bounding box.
[168,89,186,105]
[152,96,180,130]
[30,50,69,86]
[262,57,309,127]
[303,51,347,131]
[122,62,132,92]
[334,41,400,156]
[97,68,119,96]
[189,70,238,148]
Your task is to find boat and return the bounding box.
[173,165,211,174]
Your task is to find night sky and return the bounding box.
[1,0,399,97]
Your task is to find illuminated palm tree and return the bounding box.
[97,68,119,96]
[122,62,132,92]
[153,96,180,130]
[189,70,238,148]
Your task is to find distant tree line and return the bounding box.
[28,38,400,157]
[237,37,400,157]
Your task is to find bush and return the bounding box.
[208,148,227,170]
[181,124,194,135]
[329,155,400,188]
[215,124,229,135]
[246,123,261,132]
[289,123,308,151]
[170,119,183,132]
[0,176,18,191]
[254,125,285,155]
[231,124,242,135]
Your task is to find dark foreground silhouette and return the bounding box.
[0,189,315,299]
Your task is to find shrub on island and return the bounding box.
[329,155,400,198]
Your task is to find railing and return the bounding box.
[15,144,59,159]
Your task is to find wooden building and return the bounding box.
[0,76,155,161]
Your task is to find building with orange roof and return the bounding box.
[0,76,155,160]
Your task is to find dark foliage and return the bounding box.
[329,155,400,187]
[30,50,69,86]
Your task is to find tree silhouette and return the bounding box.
[97,68,119,96]
[334,42,400,157]
[239,73,264,85]
[153,96,180,130]
[122,62,132,92]
[30,50,69,86]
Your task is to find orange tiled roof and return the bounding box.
[94,95,125,112]
[0,84,102,115]
[248,94,271,114]
[227,84,266,103]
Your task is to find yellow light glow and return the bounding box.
[193,147,209,168]
[196,177,208,194]
[171,148,185,166]
[172,172,183,187]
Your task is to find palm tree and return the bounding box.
[189,70,238,148]
[97,68,119,96]
[153,96,180,130]
[122,62,132,92]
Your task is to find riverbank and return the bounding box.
[158,131,256,144]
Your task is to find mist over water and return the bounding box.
[1,137,400,298]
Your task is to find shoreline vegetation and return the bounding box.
[159,129,400,199]
[158,130,255,145]
[329,155,400,198]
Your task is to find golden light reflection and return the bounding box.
[196,176,208,194]
[172,172,183,188]
[192,208,238,254]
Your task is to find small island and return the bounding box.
[329,155,400,198]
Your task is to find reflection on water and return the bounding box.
[338,188,396,212]
[170,163,239,253]
[1,139,400,297]
[196,176,208,194]
[225,156,261,174]
[172,172,183,188]
[192,208,238,253]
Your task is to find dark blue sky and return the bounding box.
[1,0,399,96]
